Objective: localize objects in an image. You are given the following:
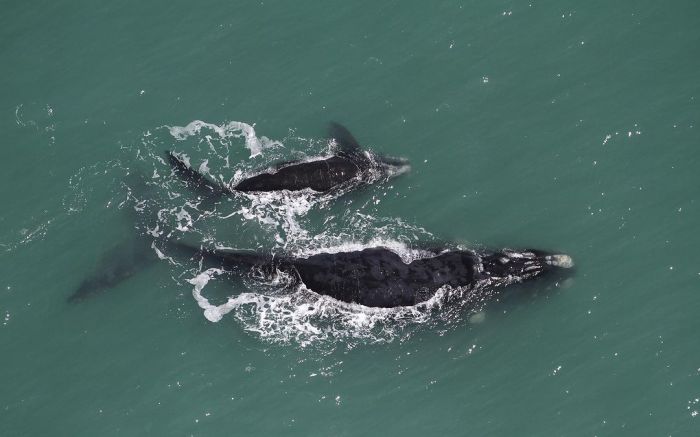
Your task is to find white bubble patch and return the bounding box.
[167,120,282,158]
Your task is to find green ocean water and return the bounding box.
[2,0,699,435]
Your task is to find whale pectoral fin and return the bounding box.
[328,122,363,155]
[166,150,227,196]
[172,241,272,269]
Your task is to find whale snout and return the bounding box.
[544,254,574,269]
[377,155,411,177]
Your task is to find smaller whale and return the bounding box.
[177,243,574,308]
[166,122,410,195]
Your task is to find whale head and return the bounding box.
[375,154,411,178]
[481,249,574,283]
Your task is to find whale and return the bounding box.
[178,243,574,308]
[166,122,410,195]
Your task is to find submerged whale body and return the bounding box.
[180,244,574,308]
[166,122,410,195]
[68,239,157,302]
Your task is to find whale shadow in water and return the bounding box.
[68,238,158,302]
[67,171,174,303]
[166,122,410,197]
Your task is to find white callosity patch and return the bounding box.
[546,254,575,269]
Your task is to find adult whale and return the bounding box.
[166,122,410,195]
[178,244,574,308]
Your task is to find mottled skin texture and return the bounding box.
[289,248,478,307]
[187,245,567,308]
[234,154,363,192]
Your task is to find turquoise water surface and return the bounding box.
[2,1,699,435]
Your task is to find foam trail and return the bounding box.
[185,256,460,347]
[187,268,231,322]
[167,120,282,158]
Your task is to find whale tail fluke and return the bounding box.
[172,241,278,271]
[543,254,574,269]
[166,151,228,197]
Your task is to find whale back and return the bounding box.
[290,248,479,307]
[234,155,362,192]
[291,248,417,307]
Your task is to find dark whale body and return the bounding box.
[166,122,409,195]
[234,154,362,192]
[182,244,573,308]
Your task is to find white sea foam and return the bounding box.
[167,120,282,158]
[122,119,446,346]
[187,266,464,347]
[295,238,431,263]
